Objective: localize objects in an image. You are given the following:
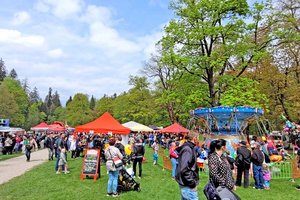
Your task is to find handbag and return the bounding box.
[203,181,219,200]
[113,156,123,168]
[216,186,241,200]
[108,149,123,169]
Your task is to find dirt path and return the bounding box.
[0,149,48,185]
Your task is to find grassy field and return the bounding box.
[0,147,299,200]
[0,152,23,162]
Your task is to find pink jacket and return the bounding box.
[263,170,271,181]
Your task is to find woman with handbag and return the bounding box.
[205,139,240,200]
[104,138,123,197]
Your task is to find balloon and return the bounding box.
[125,144,132,155]
[270,155,282,162]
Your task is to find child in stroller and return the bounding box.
[117,155,141,193]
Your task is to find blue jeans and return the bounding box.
[179,185,198,200]
[253,164,264,189]
[171,158,177,177]
[107,170,119,194]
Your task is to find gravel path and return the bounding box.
[0,149,48,185]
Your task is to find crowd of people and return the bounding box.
[1,130,300,199]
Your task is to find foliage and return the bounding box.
[1,77,29,126]
[53,106,67,124]
[89,95,96,110]
[160,0,272,106]
[66,93,93,126]
[8,68,18,79]
[220,76,268,109]
[29,87,41,105]
[0,58,7,81]
[95,95,115,117]
[24,102,43,130]
[0,83,20,124]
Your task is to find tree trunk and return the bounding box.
[207,68,216,106]
[166,103,177,123]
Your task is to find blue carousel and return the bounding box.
[190,106,264,157]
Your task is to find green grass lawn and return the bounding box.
[0,147,299,200]
[0,152,23,162]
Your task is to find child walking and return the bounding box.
[56,148,69,174]
[263,164,271,190]
[151,140,159,165]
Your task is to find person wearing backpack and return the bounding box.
[251,142,265,189]
[235,141,251,188]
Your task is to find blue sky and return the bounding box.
[0,0,260,105]
[0,0,172,105]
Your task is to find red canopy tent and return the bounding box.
[159,122,189,134]
[31,122,49,131]
[75,112,130,135]
[48,124,65,132]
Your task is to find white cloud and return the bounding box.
[83,5,140,56]
[47,48,63,58]
[35,0,84,19]
[0,29,45,47]
[11,11,31,25]
[89,22,140,55]
[82,5,113,24]
[138,31,163,58]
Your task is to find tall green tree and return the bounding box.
[29,87,41,105]
[144,50,208,124]
[160,0,273,106]
[66,96,72,106]
[268,0,300,122]
[52,91,61,107]
[2,77,29,126]
[66,93,93,126]
[95,95,115,117]
[0,58,7,81]
[25,102,43,130]
[113,76,157,125]
[9,68,18,79]
[90,95,96,110]
[220,77,268,109]
[0,83,21,125]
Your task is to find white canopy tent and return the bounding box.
[122,121,154,132]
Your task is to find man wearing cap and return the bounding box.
[251,142,265,189]
[235,141,251,188]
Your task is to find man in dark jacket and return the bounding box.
[175,131,199,200]
[235,140,251,188]
[44,133,55,160]
[133,138,145,179]
[251,142,264,189]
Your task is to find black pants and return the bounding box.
[236,166,250,188]
[133,157,143,177]
[25,149,31,161]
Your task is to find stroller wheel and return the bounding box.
[117,185,124,193]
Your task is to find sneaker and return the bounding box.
[64,171,70,174]
[56,171,60,174]
[295,186,300,190]
[138,176,141,179]
[106,193,112,197]
[112,193,119,197]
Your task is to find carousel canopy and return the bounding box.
[123,121,154,132]
[159,122,189,134]
[75,112,130,135]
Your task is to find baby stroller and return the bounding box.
[117,155,141,193]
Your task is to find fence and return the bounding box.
[158,147,300,180]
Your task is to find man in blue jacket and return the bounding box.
[175,131,199,200]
